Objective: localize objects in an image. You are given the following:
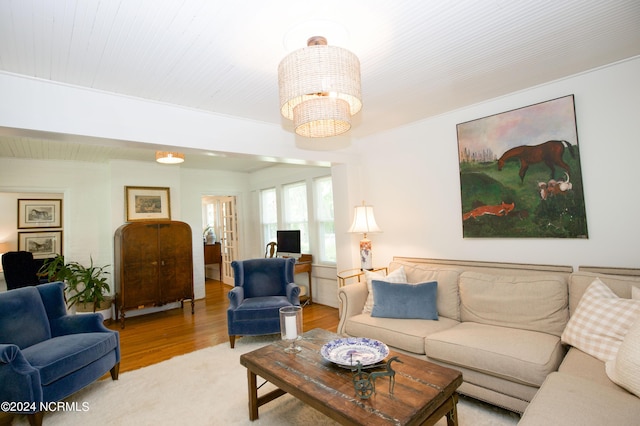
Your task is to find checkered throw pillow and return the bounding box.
[561,278,640,362]
[362,266,407,314]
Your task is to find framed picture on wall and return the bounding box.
[18,231,63,259]
[456,94,588,238]
[125,186,171,222]
[17,199,63,229]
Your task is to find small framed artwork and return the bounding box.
[125,186,171,222]
[18,231,63,259]
[17,199,63,229]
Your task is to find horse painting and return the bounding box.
[497,140,575,182]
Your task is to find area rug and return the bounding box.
[13,336,520,425]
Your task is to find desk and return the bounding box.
[294,254,312,305]
[204,243,222,281]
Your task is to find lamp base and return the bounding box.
[359,238,373,270]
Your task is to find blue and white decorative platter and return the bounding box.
[321,337,389,368]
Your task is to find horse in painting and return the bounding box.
[497,140,575,182]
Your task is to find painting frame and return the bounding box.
[125,186,171,222]
[17,199,63,229]
[18,231,63,259]
[456,94,588,239]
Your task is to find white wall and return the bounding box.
[342,57,640,271]
[0,158,252,304]
[0,159,112,268]
[0,72,353,166]
[0,157,341,305]
[2,56,638,307]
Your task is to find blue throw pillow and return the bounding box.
[371,280,438,320]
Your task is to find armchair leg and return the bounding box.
[27,411,43,426]
[229,335,236,348]
[110,362,120,380]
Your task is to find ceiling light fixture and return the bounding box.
[155,151,185,164]
[278,36,362,138]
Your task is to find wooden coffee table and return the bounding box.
[239,328,462,425]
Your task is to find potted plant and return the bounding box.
[66,257,112,315]
[38,254,75,283]
[39,255,113,317]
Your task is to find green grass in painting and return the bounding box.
[460,148,588,238]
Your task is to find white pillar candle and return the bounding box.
[284,315,297,340]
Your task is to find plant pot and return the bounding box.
[72,296,113,321]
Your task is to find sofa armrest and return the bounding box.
[227,286,244,309]
[337,281,368,335]
[285,282,301,305]
[0,344,42,405]
[50,313,112,337]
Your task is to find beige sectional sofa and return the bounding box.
[519,268,640,425]
[337,257,640,424]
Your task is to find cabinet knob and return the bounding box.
[151,261,158,266]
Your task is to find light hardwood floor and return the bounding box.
[107,279,340,373]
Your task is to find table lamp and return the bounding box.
[348,201,381,270]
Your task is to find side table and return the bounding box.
[337,266,388,288]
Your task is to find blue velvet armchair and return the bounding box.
[227,258,300,348]
[0,282,120,426]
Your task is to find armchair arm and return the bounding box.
[286,282,301,305]
[0,344,42,405]
[337,281,368,335]
[227,287,244,310]
[50,313,112,337]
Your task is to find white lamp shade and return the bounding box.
[348,205,381,234]
[293,97,351,138]
[278,38,362,138]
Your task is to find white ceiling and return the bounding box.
[0,0,639,171]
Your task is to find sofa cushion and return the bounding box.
[389,261,462,320]
[362,266,406,314]
[0,286,52,349]
[22,332,119,386]
[231,296,293,321]
[458,271,568,336]
[559,347,621,391]
[344,314,459,355]
[426,322,565,387]
[518,372,640,426]
[569,271,640,315]
[606,318,640,397]
[371,280,438,320]
[561,278,640,362]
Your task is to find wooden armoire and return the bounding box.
[114,220,194,328]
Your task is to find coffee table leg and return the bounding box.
[446,394,459,426]
[247,369,259,420]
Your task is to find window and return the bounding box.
[258,175,335,264]
[314,176,335,262]
[282,181,309,253]
[260,188,277,245]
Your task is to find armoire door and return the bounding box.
[157,222,193,302]
[121,223,161,306]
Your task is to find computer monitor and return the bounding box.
[276,230,301,259]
